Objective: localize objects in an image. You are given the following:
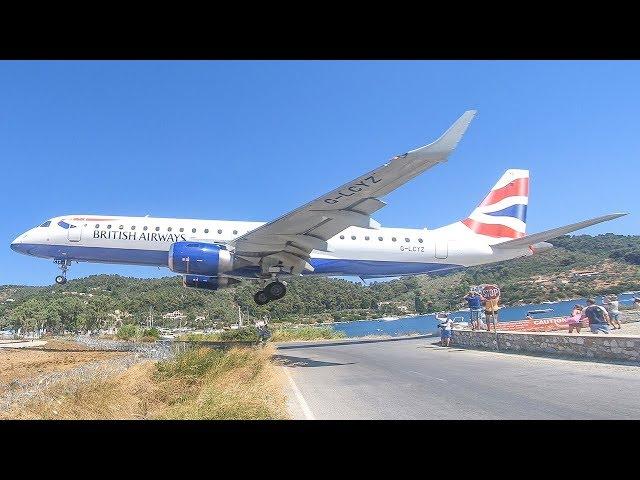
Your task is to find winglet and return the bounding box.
[406,110,477,159]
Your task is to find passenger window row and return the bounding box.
[338,235,424,243]
[93,224,241,236]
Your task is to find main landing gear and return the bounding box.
[54,259,71,285]
[253,281,287,305]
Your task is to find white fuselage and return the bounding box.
[11,214,532,278]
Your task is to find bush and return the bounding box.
[219,327,259,342]
[116,324,138,340]
[156,347,225,381]
[142,327,160,339]
[178,333,222,342]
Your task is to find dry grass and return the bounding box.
[35,338,93,351]
[2,345,289,420]
[1,362,159,419]
[155,346,288,419]
[0,348,126,393]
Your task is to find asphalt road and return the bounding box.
[276,336,640,419]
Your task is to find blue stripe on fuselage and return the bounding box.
[12,243,168,266]
[12,243,463,277]
[308,258,461,276]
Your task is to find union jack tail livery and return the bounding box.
[462,169,529,242]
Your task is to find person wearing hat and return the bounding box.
[438,315,454,347]
[581,298,611,334]
[464,288,485,331]
[602,294,622,329]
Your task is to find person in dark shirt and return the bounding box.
[464,289,485,331]
[581,298,611,334]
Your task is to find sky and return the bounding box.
[1,61,638,286]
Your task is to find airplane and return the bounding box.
[10,110,626,305]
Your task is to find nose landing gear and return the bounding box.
[54,259,71,285]
[253,281,287,305]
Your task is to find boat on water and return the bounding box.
[621,291,639,295]
[527,308,554,314]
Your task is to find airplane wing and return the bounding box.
[229,110,477,276]
[491,213,628,249]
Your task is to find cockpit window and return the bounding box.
[39,221,51,227]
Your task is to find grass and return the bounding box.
[269,326,346,342]
[155,346,287,419]
[177,327,259,343]
[1,345,288,420]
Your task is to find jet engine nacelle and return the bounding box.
[168,242,234,276]
[183,274,240,291]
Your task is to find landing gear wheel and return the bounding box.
[265,281,286,300]
[54,259,71,285]
[254,290,270,305]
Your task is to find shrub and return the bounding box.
[156,347,224,382]
[142,327,160,339]
[219,327,259,342]
[116,324,138,340]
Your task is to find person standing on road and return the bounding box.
[603,295,622,330]
[464,289,485,331]
[582,299,611,334]
[438,316,453,347]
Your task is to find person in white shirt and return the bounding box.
[603,295,621,330]
[438,317,453,347]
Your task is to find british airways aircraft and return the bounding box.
[10,111,625,305]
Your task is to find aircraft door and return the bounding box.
[435,240,448,259]
[67,225,82,242]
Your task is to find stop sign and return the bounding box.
[481,284,500,299]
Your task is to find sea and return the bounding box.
[331,292,640,338]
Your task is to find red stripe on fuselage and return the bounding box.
[462,218,525,239]
[479,178,529,207]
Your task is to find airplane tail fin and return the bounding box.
[460,169,529,242]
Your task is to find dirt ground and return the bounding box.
[1,344,288,420]
[0,341,127,394]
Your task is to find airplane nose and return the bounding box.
[10,235,26,253]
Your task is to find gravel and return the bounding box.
[73,336,175,360]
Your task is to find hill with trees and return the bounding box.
[1,234,639,334]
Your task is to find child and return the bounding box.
[567,305,583,333]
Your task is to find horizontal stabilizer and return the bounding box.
[492,213,627,249]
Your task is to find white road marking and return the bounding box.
[408,370,447,382]
[282,366,315,420]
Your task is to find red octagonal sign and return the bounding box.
[481,284,501,299]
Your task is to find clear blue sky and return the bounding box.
[1,61,638,286]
